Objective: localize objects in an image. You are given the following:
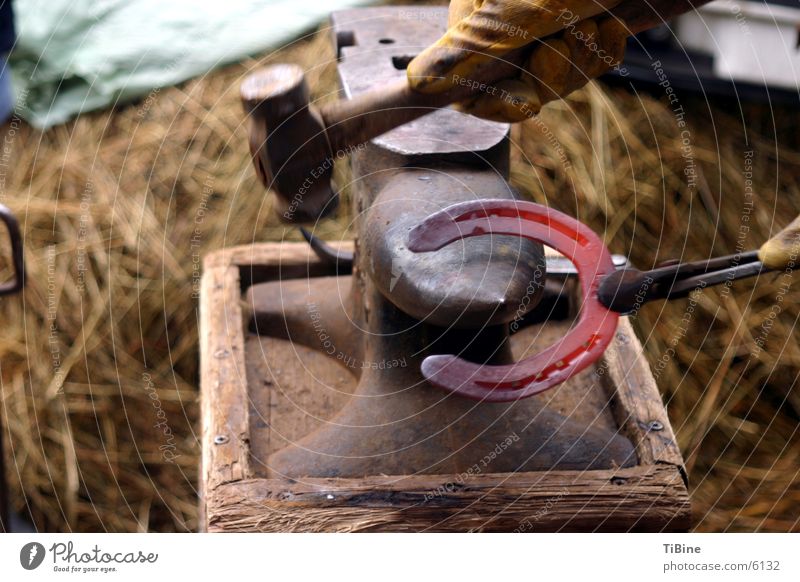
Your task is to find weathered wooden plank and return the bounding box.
[600,318,684,471]
[200,265,252,497]
[203,241,354,287]
[206,464,690,532]
[203,241,354,270]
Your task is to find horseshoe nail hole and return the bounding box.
[379,38,395,44]
[213,435,229,445]
[611,477,627,486]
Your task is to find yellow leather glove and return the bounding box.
[759,215,800,271]
[407,0,631,122]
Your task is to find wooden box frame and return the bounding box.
[199,242,690,532]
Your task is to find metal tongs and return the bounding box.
[597,250,766,314]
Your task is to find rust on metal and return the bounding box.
[244,8,637,479]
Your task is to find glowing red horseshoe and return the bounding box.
[407,199,619,402]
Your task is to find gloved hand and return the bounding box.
[759,215,800,271]
[407,0,631,122]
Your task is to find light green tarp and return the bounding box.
[9,0,373,128]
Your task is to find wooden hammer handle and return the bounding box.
[319,0,709,154]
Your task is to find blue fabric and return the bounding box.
[0,2,14,121]
[0,56,13,121]
[0,1,14,53]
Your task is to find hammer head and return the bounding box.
[241,64,339,223]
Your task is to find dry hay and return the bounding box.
[0,27,345,532]
[1,16,798,532]
[511,84,800,532]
